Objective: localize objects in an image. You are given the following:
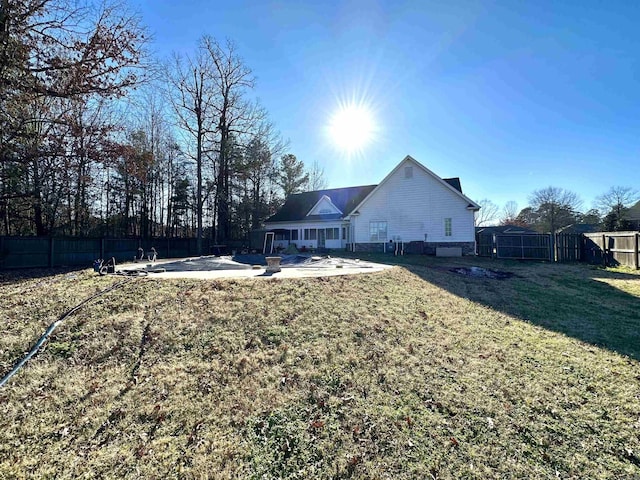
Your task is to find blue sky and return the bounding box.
[135,0,640,213]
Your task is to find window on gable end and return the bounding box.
[404,166,413,179]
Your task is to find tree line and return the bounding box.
[475,186,640,233]
[0,0,324,253]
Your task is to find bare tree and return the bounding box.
[1,0,149,235]
[308,160,327,191]
[500,201,519,225]
[0,0,149,100]
[474,198,499,226]
[528,186,582,233]
[167,45,217,254]
[204,36,263,243]
[595,186,638,228]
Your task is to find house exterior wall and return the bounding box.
[347,241,475,255]
[264,221,346,250]
[351,158,476,247]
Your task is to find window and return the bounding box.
[319,208,332,214]
[342,227,347,240]
[444,218,452,237]
[304,228,317,240]
[369,221,388,241]
[326,227,339,240]
[274,233,286,241]
[290,229,298,241]
[404,166,413,178]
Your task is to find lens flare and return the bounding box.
[327,102,377,155]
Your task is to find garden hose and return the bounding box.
[0,277,134,389]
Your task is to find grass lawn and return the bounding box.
[0,256,639,479]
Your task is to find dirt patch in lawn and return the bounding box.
[449,266,516,280]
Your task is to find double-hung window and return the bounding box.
[444,218,452,237]
[369,221,388,241]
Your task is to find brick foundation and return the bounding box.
[346,243,385,253]
[424,242,475,256]
[347,241,475,255]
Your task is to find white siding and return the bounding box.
[307,196,342,215]
[265,222,346,249]
[352,159,475,244]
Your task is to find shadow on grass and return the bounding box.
[344,252,640,361]
[0,266,87,285]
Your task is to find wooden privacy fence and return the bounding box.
[555,233,583,262]
[477,233,554,261]
[477,231,639,269]
[583,232,640,269]
[495,234,553,260]
[0,237,200,269]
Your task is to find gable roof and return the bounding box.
[443,177,462,193]
[628,200,640,221]
[348,155,480,215]
[307,195,343,216]
[556,223,601,234]
[266,185,377,223]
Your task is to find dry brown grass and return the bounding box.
[1,259,639,479]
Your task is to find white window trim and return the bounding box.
[444,218,452,237]
[369,221,388,242]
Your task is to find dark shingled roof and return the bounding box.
[628,200,640,221]
[443,177,462,192]
[266,185,377,223]
[557,223,600,234]
[475,225,538,235]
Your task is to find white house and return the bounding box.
[264,155,481,254]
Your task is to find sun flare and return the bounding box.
[328,102,377,154]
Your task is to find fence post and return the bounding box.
[635,233,639,270]
[100,238,105,260]
[602,234,606,266]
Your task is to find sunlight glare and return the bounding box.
[328,103,376,155]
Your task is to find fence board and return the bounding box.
[476,234,494,257]
[495,234,552,260]
[555,233,582,262]
[476,233,583,262]
[0,237,207,269]
[584,232,639,269]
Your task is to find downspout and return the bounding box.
[352,215,357,252]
